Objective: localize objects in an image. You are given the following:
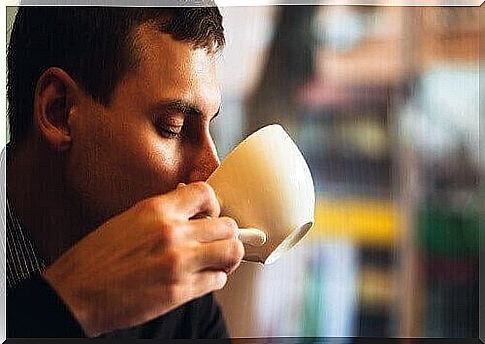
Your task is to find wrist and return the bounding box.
[42,264,99,337]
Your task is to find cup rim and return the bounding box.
[207,124,285,181]
[264,220,314,265]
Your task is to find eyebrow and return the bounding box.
[153,99,221,121]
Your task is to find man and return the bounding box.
[6,5,251,338]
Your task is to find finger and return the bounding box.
[236,228,267,247]
[187,217,238,243]
[195,238,244,273]
[188,270,228,298]
[167,182,221,219]
[176,182,186,189]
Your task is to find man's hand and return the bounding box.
[42,182,244,337]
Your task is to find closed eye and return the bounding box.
[157,123,183,138]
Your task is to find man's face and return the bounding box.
[66,24,221,226]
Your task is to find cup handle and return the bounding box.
[194,214,267,247]
[236,227,267,247]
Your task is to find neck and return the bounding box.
[7,138,88,265]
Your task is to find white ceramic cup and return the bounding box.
[207,124,315,265]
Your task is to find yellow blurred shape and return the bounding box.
[359,265,396,308]
[309,197,398,247]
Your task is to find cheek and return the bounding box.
[65,107,185,221]
[132,136,184,190]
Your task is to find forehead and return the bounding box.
[118,23,221,115]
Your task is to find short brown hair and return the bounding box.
[7,6,225,144]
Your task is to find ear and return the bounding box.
[33,67,80,151]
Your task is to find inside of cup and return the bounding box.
[264,221,313,265]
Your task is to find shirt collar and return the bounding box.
[3,145,46,291]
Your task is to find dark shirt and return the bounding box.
[4,148,229,339]
[8,274,229,338]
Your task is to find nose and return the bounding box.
[187,131,220,182]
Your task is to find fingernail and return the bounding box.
[177,182,186,189]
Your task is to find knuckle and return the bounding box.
[193,181,213,198]
[195,182,217,202]
[227,238,244,264]
[192,182,220,216]
[221,217,238,232]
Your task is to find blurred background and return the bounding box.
[212,5,481,338]
[6,4,481,339]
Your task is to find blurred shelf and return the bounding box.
[358,265,395,308]
[420,7,478,35]
[417,204,479,257]
[316,36,408,86]
[309,197,398,248]
[299,78,408,112]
